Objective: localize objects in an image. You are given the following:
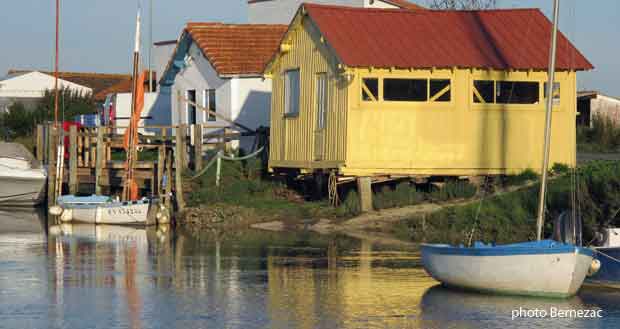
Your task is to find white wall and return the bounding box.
[168,41,274,151]
[0,71,92,111]
[248,0,403,24]
[248,0,363,24]
[112,92,168,134]
[152,43,176,84]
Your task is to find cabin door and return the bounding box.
[314,73,328,161]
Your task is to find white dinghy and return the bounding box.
[421,0,597,298]
[422,240,595,298]
[54,195,163,226]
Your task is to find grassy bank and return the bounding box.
[578,114,620,153]
[391,161,620,245]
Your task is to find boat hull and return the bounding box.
[0,175,47,207]
[59,199,154,225]
[586,247,620,287]
[422,242,594,298]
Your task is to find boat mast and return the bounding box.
[54,0,60,128]
[536,0,561,241]
[122,5,142,201]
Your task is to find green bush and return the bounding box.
[336,190,361,217]
[552,163,570,175]
[503,169,539,186]
[431,180,477,201]
[577,114,620,152]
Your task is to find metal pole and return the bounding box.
[148,0,153,92]
[536,0,561,241]
[54,0,60,128]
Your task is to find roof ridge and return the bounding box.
[7,69,130,78]
[187,22,288,28]
[302,3,540,13]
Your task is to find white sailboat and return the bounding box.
[0,142,47,207]
[50,4,168,226]
[421,0,597,298]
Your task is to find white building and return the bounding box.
[248,0,424,24]
[159,22,287,150]
[577,91,620,127]
[0,71,92,113]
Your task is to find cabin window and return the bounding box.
[204,89,216,122]
[430,79,451,102]
[473,80,494,103]
[544,82,561,105]
[284,69,300,117]
[362,78,378,101]
[496,81,539,104]
[186,90,197,124]
[316,73,328,130]
[384,78,427,102]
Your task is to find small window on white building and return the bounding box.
[204,89,216,122]
[284,69,300,117]
[187,90,197,125]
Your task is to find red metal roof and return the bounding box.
[304,4,593,71]
[186,23,288,75]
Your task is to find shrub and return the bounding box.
[504,169,539,186]
[552,163,570,175]
[431,180,477,201]
[336,190,361,217]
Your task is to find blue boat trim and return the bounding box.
[421,240,594,257]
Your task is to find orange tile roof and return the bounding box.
[185,23,288,75]
[93,71,156,101]
[7,69,131,101]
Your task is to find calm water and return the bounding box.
[1,209,620,329]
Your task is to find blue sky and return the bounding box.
[1,0,617,95]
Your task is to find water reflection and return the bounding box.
[1,210,620,328]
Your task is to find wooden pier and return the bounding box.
[36,123,238,212]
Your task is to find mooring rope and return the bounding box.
[190,147,264,181]
[594,249,620,266]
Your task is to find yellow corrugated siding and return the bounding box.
[268,16,347,170]
[344,68,577,176]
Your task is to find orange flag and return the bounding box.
[123,71,146,151]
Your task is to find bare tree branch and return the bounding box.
[427,0,497,10]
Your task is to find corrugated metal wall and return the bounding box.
[269,16,348,169]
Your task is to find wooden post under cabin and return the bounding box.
[157,130,166,197]
[69,125,78,194]
[194,123,203,171]
[95,127,105,195]
[357,177,373,213]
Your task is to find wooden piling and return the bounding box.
[36,124,44,161]
[357,177,373,213]
[69,125,78,194]
[164,150,173,210]
[194,123,203,171]
[95,127,105,195]
[175,125,186,211]
[46,126,57,208]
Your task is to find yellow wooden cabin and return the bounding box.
[263,4,593,177]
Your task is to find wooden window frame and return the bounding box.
[284,68,301,118]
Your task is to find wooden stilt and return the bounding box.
[194,123,203,171]
[357,177,373,213]
[175,125,186,211]
[47,126,57,208]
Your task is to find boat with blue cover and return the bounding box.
[422,240,595,297]
[586,228,620,287]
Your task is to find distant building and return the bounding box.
[248,0,425,24]
[0,70,130,113]
[159,22,287,150]
[577,91,620,127]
